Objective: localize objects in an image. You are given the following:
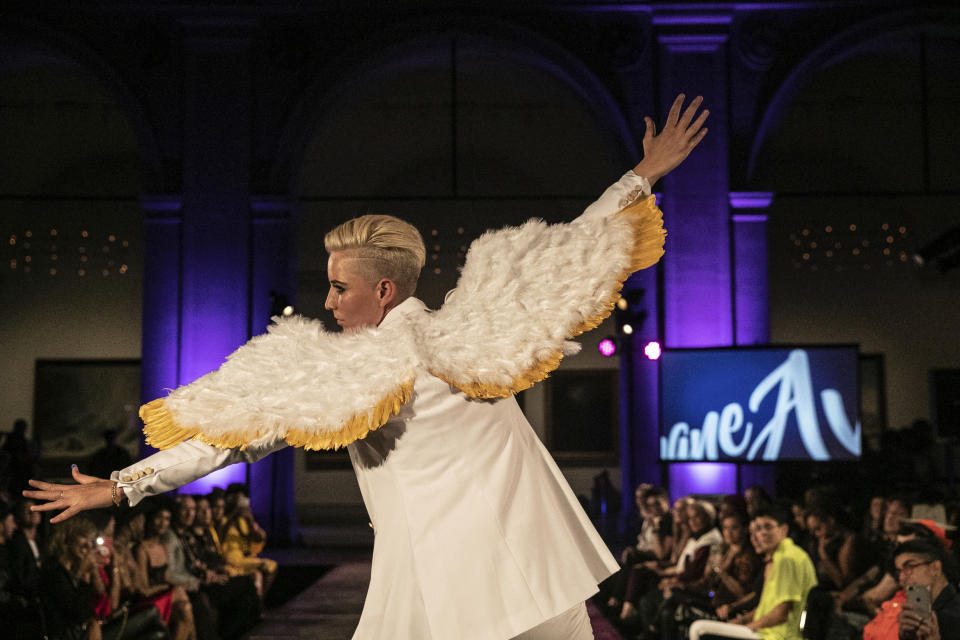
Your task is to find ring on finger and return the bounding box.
[59,491,63,500]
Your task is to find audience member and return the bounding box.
[87,429,133,481]
[39,516,102,640]
[3,419,38,498]
[805,505,865,591]
[137,501,197,640]
[220,485,277,598]
[744,486,773,519]
[8,498,44,637]
[688,505,817,640]
[655,509,762,640]
[0,499,19,626]
[174,494,260,638]
[607,486,675,612]
[863,538,960,640]
[619,499,722,630]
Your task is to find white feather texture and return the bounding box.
[415,202,656,397]
[139,172,663,449]
[144,315,419,450]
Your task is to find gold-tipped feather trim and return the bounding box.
[570,196,664,338]
[138,380,415,452]
[433,351,564,400]
[286,380,414,450]
[439,195,665,400]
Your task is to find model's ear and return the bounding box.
[377,278,397,308]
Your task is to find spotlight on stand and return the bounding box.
[269,290,294,319]
[913,225,960,272]
[615,288,647,336]
[644,341,662,360]
[598,338,617,357]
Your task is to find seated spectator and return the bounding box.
[606,486,675,612]
[112,506,179,635]
[670,497,695,566]
[208,490,227,539]
[655,509,762,640]
[688,505,817,640]
[837,498,917,620]
[836,519,952,638]
[137,501,197,640]
[39,516,102,640]
[1,499,18,624]
[745,486,773,519]
[863,495,887,549]
[805,505,865,591]
[87,429,133,481]
[88,509,171,640]
[619,499,722,626]
[175,494,260,638]
[863,538,960,640]
[8,498,44,638]
[220,485,276,599]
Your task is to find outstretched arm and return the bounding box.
[24,436,285,523]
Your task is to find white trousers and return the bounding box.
[688,620,760,640]
[511,603,593,640]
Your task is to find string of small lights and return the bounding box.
[6,227,131,278]
[788,221,913,272]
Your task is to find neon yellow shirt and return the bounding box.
[755,537,818,640]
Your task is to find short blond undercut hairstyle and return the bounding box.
[324,214,426,299]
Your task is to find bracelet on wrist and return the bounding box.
[111,482,124,507]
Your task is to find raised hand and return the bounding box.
[632,93,709,185]
[22,465,118,523]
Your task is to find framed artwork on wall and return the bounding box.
[34,359,142,468]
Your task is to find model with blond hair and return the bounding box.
[27,94,709,639]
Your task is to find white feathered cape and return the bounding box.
[139,177,665,451]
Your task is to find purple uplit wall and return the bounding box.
[169,31,253,495]
[668,463,737,502]
[181,465,247,495]
[658,33,733,349]
[646,17,773,499]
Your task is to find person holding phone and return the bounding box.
[894,539,960,640]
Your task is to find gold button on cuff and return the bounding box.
[121,475,132,482]
[144,467,153,474]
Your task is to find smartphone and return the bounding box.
[906,584,932,618]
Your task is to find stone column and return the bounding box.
[174,20,254,493]
[139,195,182,459]
[655,12,739,497]
[248,196,298,544]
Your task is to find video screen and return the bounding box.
[659,346,861,462]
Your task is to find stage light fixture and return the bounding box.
[913,225,960,272]
[622,323,634,335]
[644,341,662,360]
[282,305,295,316]
[598,338,617,357]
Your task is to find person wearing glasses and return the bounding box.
[879,539,960,640]
[688,505,817,640]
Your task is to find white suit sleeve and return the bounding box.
[577,171,652,223]
[110,436,286,506]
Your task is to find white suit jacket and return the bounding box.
[114,171,654,639]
